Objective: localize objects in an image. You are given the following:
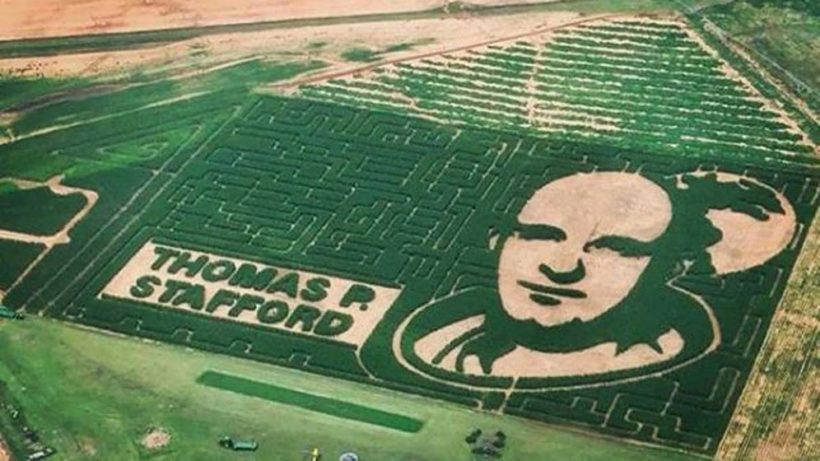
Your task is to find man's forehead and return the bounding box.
[518,172,672,242]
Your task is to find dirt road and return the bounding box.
[0,1,558,41]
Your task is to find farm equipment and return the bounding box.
[218,436,258,451]
[26,447,56,461]
[0,305,23,320]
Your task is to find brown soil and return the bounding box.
[0,435,11,461]
[79,438,97,456]
[0,1,457,41]
[0,10,584,80]
[0,1,563,41]
[754,421,801,461]
[141,428,171,450]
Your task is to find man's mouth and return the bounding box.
[518,280,587,306]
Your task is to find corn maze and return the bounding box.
[1,14,818,459]
[300,18,814,162]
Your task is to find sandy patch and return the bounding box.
[141,428,171,450]
[0,1,563,41]
[0,435,11,461]
[0,10,585,80]
[754,420,801,461]
[0,1,443,41]
[79,437,97,456]
[0,113,18,127]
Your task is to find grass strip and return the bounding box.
[196,370,424,433]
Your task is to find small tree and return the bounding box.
[465,428,482,445]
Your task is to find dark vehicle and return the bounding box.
[218,436,258,451]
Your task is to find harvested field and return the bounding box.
[0,1,567,42]
[0,10,583,79]
[0,1,448,41]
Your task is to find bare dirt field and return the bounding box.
[0,0,557,41]
[0,436,10,461]
[141,428,171,450]
[0,10,583,79]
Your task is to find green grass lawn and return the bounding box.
[196,371,424,433]
[0,317,702,461]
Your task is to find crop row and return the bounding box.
[301,19,812,162]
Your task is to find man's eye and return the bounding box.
[515,224,566,241]
[584,236,653,257]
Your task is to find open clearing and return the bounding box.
[0,1,817,460]
[0,317,698,461]
[140,428,170,450]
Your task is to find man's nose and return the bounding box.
[539,259,586,285]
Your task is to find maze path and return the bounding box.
[17,96,815,455]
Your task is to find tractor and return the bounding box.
[0,305,24,320]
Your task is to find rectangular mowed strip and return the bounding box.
[196,371,424,433]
